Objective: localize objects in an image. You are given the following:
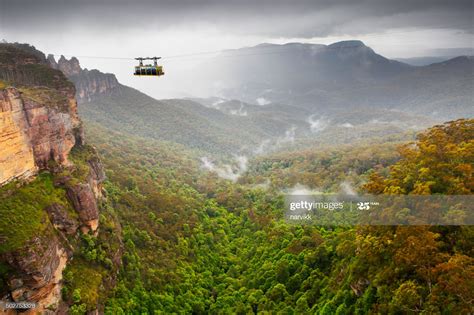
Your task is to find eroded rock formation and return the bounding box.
[48,55,120,103]
[65,156,105,233]
[3,226,69,313]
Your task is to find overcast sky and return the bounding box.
[1,0,473,98]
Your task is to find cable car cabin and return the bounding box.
[134,57,164,76]
[134,65,164,76]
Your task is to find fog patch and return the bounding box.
[211,98,226,109]
[276,126,296,145]
[339,181,357,196]
[286,183,322,195]
[340,122,354,128]
[369,119,391,125]
[254,139,271,155]
[307,115,329,133]
[229,102,248,116]
[254,126,297,155]
[201,155,248,182]
[251,179,271,190]
[256,97,271,106]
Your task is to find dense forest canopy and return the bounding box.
[64,119,473,314]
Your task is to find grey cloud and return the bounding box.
[1,0,472,38]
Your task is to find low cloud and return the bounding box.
[211,98,226,109]
[276,126,296,145]
[286,183,322,195]
[229,102,248,116]
[251,179,271,190]
[339,181,357,195]
[201,155,248,182]
[256,97,271,106]
[255,126,297,155]
[307,115,329,133]
[254,139,272,155]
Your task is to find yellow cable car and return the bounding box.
[134,57,164,76]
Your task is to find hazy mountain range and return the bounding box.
[50,40,472,156]
[395,56,459,66]
[196,40,473,119]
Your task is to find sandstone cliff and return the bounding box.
[0,44,83,182]
[0,43,108,314]
[0,85,82,183]
[48,55,120,103]
[0,89,36,184]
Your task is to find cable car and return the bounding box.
[134,57,164,76]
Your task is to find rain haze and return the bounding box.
[1,0,473,99]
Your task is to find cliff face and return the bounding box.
[48,55,120,103]
[0,44,84,184]
[0,89,36,184]
[0,85,82,184]
[0,43,107,314]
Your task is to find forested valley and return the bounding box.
[69,119,474,314]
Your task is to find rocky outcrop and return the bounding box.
[67,183,100,233]
[2,226,69,314]
[86,154,106,200]
[56,56,81,76]
[51,148,106,233]
[46,204,78,235]
[48,55,120,103]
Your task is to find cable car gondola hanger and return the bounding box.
[134,57,164,76]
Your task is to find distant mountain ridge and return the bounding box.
[197,41,473,119]
[395,56,456,66]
